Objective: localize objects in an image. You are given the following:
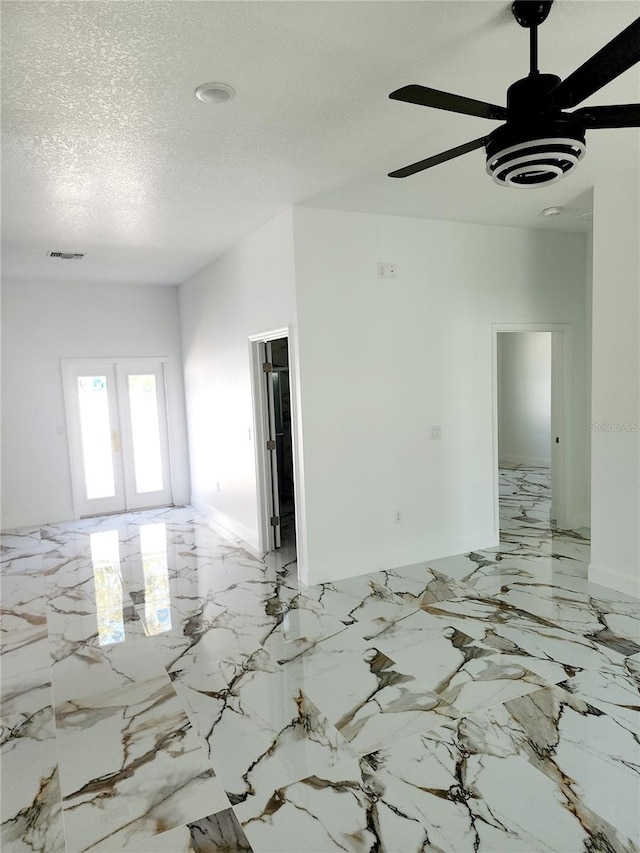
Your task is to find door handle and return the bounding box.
[111,430,121,452]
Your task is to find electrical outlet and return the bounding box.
[377,262,387,279]
[388,263,396,279]
[430,426,442,440]
[393,510,402,523]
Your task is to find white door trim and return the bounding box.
[492,323,573,536]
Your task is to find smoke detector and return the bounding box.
[194,82,236,104]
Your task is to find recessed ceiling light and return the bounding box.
[194,82,235,104]
[541,206,563,217]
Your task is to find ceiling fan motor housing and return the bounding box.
[506,74,561,112]
[486,116,586,187]
[486,73,586,188]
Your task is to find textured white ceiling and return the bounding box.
[1,1,638,285]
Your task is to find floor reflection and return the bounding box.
[90,529,124,646]
[140,523,171,636]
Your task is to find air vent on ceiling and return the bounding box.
[47,251,85,260]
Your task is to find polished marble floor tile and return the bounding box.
[233,756,411,853]
[2,466,640,852]
[139,592,277,674]
[126,807,252,852]
[419,595,629,683]
[261,603,353,668]
[54,675,229,852]
[279,625,459,754]
[497,685,640,844]
[1,529,58,578]
[171,647,355,807]
[1,580,50,679]
[556,662,640,767]
[47,602,169,703]
[474,577,640,647]
[366,713,638,852]
[1,669,65,853]
[366,613,550,714]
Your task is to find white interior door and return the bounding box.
[63,359,173,517]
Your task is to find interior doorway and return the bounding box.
[62,359,173,517]
[493,323,575,540]
[497,331,553,536]
[250,333,296,553]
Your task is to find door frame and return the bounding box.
[61,357,174,518]
[263,339,282,550]
[248,326,305,559]
[492,323,573,535]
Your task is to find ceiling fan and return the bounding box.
[388,1,640,187]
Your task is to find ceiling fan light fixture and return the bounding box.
[485,124,586,188]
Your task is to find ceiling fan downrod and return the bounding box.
[530,24,539,75]
[511,0,554,75]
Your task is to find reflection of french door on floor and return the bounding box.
[62,359,173,517]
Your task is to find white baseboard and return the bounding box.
[588,562,640,599]
[1,510,76,532]
[190,498,261,559]
[568,511,591,531]
[304,533,499,587]
[554,507,590,532]
[499,454,551,468]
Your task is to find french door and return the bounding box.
[62,360,173,516]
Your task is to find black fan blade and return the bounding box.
[547,17,640,110]
[573,104,640,128]
[389,85,509,121]
[389,136,487,179]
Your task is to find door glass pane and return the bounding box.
[77,376,116,499]
[128,374,163,493]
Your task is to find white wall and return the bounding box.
[292,207,589,584]
[178,209,298,555]
[589,134,640,598]
[1,280,190,529]
[498,332,552,467]
[583,229,593,527]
